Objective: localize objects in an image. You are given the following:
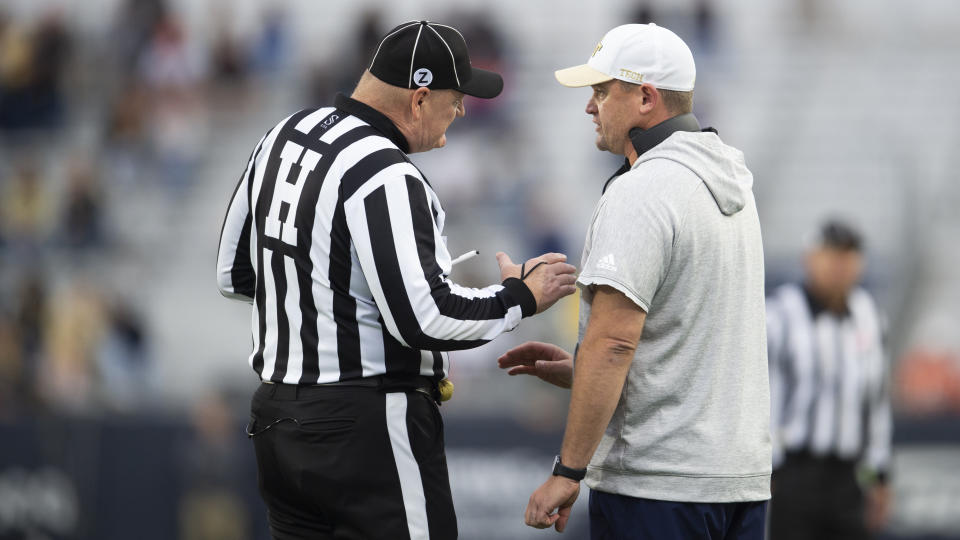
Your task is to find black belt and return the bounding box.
[248,376,439,439]
[260,375,436,400]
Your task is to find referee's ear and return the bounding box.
[410,87,431,119]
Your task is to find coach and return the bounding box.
[498,23,771,538]
[216,20,576,540]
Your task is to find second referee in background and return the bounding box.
[216,20,577,539]
[766,220,893,540]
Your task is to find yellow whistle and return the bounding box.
[438,378,454,402]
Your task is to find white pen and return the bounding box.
[450,250,479,266]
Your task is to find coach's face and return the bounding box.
[586,80,644,155]
[411,89,466,153]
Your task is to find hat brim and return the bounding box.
[455,67,503,99]
[555,64,613,87]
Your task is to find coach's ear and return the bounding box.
[409,86,431,121]
[637,83,659,114]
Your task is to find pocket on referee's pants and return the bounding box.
[295,416,356,442]
[407,391,445,459]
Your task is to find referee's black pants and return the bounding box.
[248,382,457,539]
[769,452,868,540]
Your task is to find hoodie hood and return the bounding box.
[634,130,754,216]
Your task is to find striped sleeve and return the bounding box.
[863,302,893,482]
[864,366,893,482]
[216,130,270,302]
[345,170,535,352]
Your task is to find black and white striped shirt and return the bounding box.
[766,283,892,480]
[216,94,535,384]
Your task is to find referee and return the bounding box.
[766,220,893,539]
[216,20,577,540]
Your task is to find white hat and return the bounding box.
[555,23,696,91]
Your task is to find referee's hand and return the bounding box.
[525,475,581,532]
[496,252,577,314]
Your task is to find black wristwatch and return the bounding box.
[552,455,587,481]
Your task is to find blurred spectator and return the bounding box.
[448,12,508,124]
[304,64,336,107]
[307,9,384,105]
[0,273,48,417]
[138,14,208,196]
[103,82,151,188]
[36,280,107,413]
[208,14,253,111]
[354,9,385,69]
[138,14,198,91]
[137,13,202,103]
[59,157,108,251]
[210,19,249,88]
[111,0,169,79]
[252,6,289,75]
[97,300,151,411]
[693,0,717,54]
[106,82,150,146]
[1,160,54,260]
[178,393,251,540]
[0,313,25,419]
[0,10,70,132]
[0,12,34,131]
[0,14,32,129]
[629,1,716,56]
[524,187,568,256]
[766,220,893,539]
[28,11,70,128]
[14,271,47,364]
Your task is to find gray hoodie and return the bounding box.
[576,130,771,503]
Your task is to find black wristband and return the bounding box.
[501,277,536,317]
[552,455,587,482]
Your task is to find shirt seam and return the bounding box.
[588,465,771,479]
[577,273,651,312]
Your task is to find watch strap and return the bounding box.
[552,455,587,481]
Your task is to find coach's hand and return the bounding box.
[496,252,577,313]
[498,341,573,389]
[525,475,580,532]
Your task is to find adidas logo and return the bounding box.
[597,253,618,272]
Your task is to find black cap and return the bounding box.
[368,20,503,99]
[816,220,864,251]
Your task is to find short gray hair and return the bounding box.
[659,88,694,115]
[617,80,694,115]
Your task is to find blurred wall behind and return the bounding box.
[0,0,958,538]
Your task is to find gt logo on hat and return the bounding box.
[555,23,696,92]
